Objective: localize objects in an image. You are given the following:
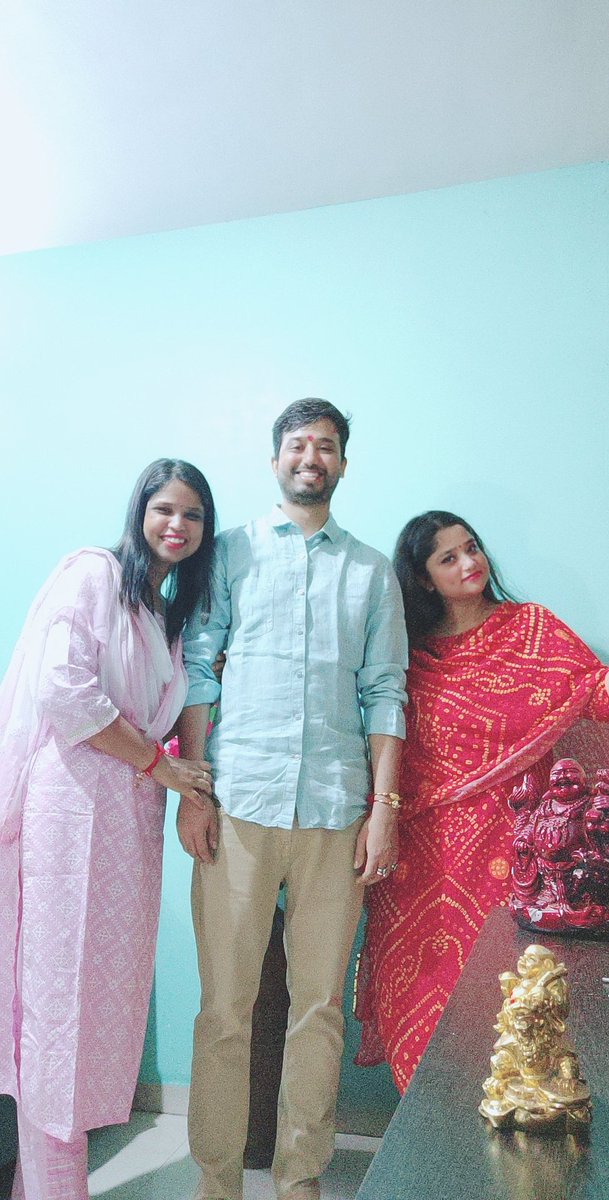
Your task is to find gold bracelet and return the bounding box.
[373,792,402,810]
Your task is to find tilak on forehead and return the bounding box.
[307,434,314,441]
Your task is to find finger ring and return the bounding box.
[376,866,389,877]
[390,862,399,871]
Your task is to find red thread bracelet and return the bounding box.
[140,741,165,777]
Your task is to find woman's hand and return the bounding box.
[358,733,402,884]
[354,802,399,885]
[152,754,214,804]
[86,716,214,804]
[177,795,219,862]
[212,651,227,681]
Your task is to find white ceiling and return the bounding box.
[2,0,608,256]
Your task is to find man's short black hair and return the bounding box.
[272,398,351,459]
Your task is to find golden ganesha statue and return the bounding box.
[479,944,591,1135]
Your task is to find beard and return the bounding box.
[280,468,340,506]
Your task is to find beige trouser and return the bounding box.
[188,810,364,1200]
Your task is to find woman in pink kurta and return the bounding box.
[0,459,216,1200]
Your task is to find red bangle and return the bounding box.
[140,741,166,777]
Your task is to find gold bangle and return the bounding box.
[373,792,402,810]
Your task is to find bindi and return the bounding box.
[307,434,314,442]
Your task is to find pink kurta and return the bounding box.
[0,549,187,1139]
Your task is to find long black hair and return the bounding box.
[114,459,216,644]
[393,510,514,646]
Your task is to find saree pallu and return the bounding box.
[355,602,609,1094]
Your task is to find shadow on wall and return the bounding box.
[0,1096,16,1169]
[141,970,160,1089]
[338,915,399,1137]
[0,1095,16,1199]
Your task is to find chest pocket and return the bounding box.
[240,572,275,642]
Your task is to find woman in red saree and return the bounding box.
[355,510,609,1094]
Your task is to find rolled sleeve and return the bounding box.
[357,562,408,739]
[362,697,406,738]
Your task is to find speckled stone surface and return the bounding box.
[356,908,609,1200]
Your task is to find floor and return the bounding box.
[1,1111,379,1199]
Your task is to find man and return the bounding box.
[178,398,407,1200]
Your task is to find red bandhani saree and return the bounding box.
[355,602,609,1094]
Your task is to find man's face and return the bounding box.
[272,418,346,507]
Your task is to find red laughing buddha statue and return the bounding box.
[509,758,609,934]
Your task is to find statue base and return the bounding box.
[509,897,609,938]
[479,1095,591,1138]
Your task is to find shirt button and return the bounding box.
[297,587,305,596]
[295,670,303,678]
[296,628,304,635]
[295,713,302,720]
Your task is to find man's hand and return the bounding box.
[177,795,219,862]
[353,802,399,885]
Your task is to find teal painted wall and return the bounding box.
[1,162,608,1122]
